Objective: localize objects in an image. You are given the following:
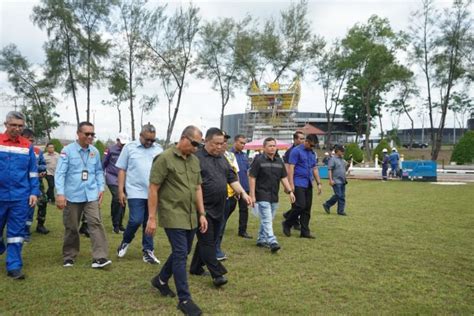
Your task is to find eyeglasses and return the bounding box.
[7,123,24,129]
[83,132,96,138]
[186,136,201,147]
[144,138,155,143]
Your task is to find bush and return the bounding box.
[451,131,474,165]
[373,139,391,161]
[49,138,63,153]
[94,140,106,160]
[344,143,364,164]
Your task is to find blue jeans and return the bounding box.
[159,228,196,302]
[122,199,153,251]
[324,184,346,214]
[256,201,278,245]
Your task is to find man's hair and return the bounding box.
[21,128,34,138]
[141,123,156,134]
[5,111,25,122]
[181,125,202,138]
[77,121,94,132]
[263,137,276,147]
[205,127,224,141]
[306,134,318,144]
[234,134,246,142]
[334,144,345,152]
[46,142,54,147]
[293,131,304,140]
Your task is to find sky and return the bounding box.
[0,0,468,142]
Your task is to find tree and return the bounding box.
[341,15,411,160]
[313,41,348,148]
[450,130,474,164]
[32,0,82,125]
[450,91,473,131]
[102,66,128,133]
[110,0,155,140]
[0,44,58,139]
[72,0,113,121]
[431,0,473,159]
[143,4,200,147]
[387,75,419,149]
[139,95,158,127]
[195,18,244,129]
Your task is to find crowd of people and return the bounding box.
[1,111,351,316]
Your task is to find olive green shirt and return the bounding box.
[149,146,202,229]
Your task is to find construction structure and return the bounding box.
[240,78,301,143]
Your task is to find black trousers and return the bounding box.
[284,186,313,236]
[45,175,55,202]
[190,214,227,279]
[228,192,249,234]
[108,185,126,228]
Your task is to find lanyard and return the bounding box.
[79,149,90,169]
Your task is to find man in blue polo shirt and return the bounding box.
[282,134,322,239]
[116,124,163,264]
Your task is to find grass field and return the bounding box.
[1,180,473,315]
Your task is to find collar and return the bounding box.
[263,153,276,161]
[1,132,22,144]
[75,141,90,152]
[172,145,188,159]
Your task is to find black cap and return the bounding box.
[222,131,231,139]
[205,127,224,139]
[334,144,345,152]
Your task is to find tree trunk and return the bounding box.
[165,84,183,147]
[128,52,135,140]
[86,35,91,122]
[65,30,80,126]
[117,104,122,133]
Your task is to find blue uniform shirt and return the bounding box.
[231,147,250,192]
[55,142,105,203]
[115,140,163,199]
[288,144,317,188]
[389,152,400,166]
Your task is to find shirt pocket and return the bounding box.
[14,153,30,170]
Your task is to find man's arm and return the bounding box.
[195,185,208,233]
[55,149,68,209]
[145,183,160,236]
[95,151,105,204]
[28,145,39,207]
[281,177,296,203]
[229,181,253,207]
[118,169,127,207]
[249,176,256,204]
[312,167,322,195]
[288,164,295,191]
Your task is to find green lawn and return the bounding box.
[1,180,473,314]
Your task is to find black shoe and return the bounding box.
[189,270,211,277]
[151,275,176,297]
[293,223,301,230]
[282,221,291,237]
[283,211,290,219]
[119,225,126,232]
[79,224,90,238]
[256,242,269,248]
[300,234,316,239]
[177,299,202,316]
[323,203,331,214]
[270,243,281,253]
[36,225,50,234]
[91,258,112,268]
[113,226,120,234]
[238,232,252,239]
[337,212,347,216]
[63,259,74,267]
[7,269,25,280]
[213,275,228,287]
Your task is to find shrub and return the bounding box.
[451,131,474,165]
[373,139,391,161]
[344,143,364,164]
[49,138,63,153]
[94,140,106,159]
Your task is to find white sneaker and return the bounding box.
[117,242,129,258]
[143,250,160,264]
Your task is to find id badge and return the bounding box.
[81,170,89,181]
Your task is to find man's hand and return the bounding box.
[199,215,208,234]
[317,183,322,195]
[39,172,47,178]
[118,190,127,207]
[241,192,254,208]
[145,217,157,236]
[56,195,67,209]
[29,195,37,207]
[250,195,256,204]
[289,192,296,204]
[98,191,104,205]
[329,179,335,187]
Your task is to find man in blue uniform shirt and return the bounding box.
[0,111,39,280]
[55,121,111,269]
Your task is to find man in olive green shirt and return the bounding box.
[146,125,207,316]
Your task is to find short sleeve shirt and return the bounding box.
[328,156,347,184]
[195,148,238,219]
[249,154,287,203]
[149,146,202,229]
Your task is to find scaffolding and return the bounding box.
[240,78,300,142]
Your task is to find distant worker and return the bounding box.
[323,144,349,216]
[0,111,39,280]
[389,148,400,178]
[381,148,389,181]
[322,152,330,166]
[44,142,60,203]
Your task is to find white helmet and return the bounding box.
[382,148,388,153]
[392,148,397,152]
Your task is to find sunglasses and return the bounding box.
[186,136,201,147]
[144,138,155,143]
[7,123,24,129]
[83,132,96,137]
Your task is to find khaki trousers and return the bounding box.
[63,201,109,261]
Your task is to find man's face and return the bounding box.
[335,150,344,157]
[4,118,25,139]
[304,139,315,150]
[182,131,202,155]
[263,141,277,156]
[47,144,55,153]
[140,131,156,148]
[234,137,246,152]
[26,135,35,144]
[206,135,224,156]
[77,125,95,146]
[220,138,229,154]
[294,133,305,145]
